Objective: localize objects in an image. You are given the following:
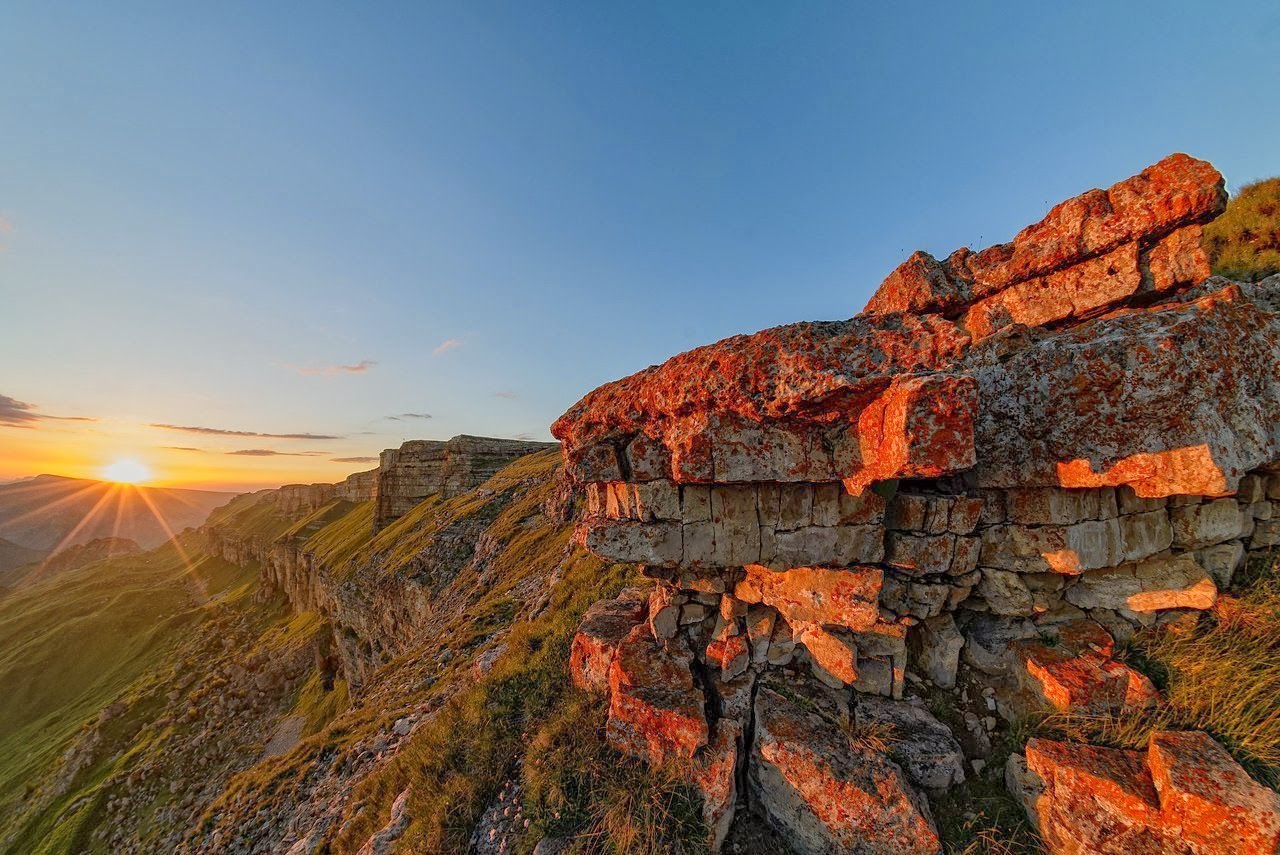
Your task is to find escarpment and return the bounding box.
[558,154,1280,854]
[374,435,556,530]
[202,435,556,691]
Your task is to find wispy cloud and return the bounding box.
[226,448,328,457]
[433,338,463,355]
[0,393,95,428]
[332,456,378,463]
[151,424,341,440]
[511,432,537,441]
[492,390,518,400]
[162,446,205,452]
[386,412,432,421]
[295,359,377,376]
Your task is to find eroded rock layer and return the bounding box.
[374,435,556,530]
[557,154,1280,852]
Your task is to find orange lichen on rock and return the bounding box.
[605,625,708,765]
[866,153,1226,318]
[1011,731,1280,855]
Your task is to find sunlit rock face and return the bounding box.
[374,435,556,530]
[557,154,1280,850]
[1007,731,1280,854]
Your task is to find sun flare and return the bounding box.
[102,459,152,485]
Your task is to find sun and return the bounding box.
[102,459,152,485]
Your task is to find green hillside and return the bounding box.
[1205,176,1280,282]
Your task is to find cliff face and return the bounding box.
[336,467,377,502]
[374,435,557,531]
[203,435,561,691]
[557,154,1280,854]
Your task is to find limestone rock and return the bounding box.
[1147,730,1280,854]
[1013,620,1158,715]
[1170,498,1245,549]
[1013,732,1280,855]
[606,626,708,765]
[866,153,1225,317]
[569,592,648,693]
[1064,554,1217,614]
[962,614,1036,675]
[735,564,882,632]
[855,696,966,794]
[914,613,965,689]
[751,685,940,855]
[796,623,859,688]
[1018,739,1182,854]
[690,721,740,853]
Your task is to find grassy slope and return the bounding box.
[0,485,342,854]
[1205,176,1280,282]
[0,541,209,813]
[199,449,709,853]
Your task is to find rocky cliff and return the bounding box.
[204,435,561,691]
[556,154,1280,854]
[374,435,556,531]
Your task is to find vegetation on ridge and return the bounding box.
[1205,176,1280,282]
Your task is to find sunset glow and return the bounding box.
[102,459,152,485]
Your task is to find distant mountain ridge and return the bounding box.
[0,475,235,552]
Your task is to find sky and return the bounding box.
[2,1,1279,491]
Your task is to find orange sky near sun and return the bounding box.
[1,420,379,492]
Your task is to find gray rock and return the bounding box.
[856,695,966,794]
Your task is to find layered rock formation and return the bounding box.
[374,435,556,531]
[337,467,378,503]
[556,154,1280,852]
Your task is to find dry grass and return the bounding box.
[1039,562,1280,788]
[1204,177,1280,282]
[523,694,707,854]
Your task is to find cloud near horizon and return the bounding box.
[226,448,328,457]
[150,424,341,440]
[432,338,462,355]
[331,456,378,463]
[162,446,205,452]
[386,412,432,421]
[295,359,377,376]
[492,390,518,399]
[0,393,96,428]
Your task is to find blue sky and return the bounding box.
[2,1,1278,488]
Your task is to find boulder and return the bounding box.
[751,685,940,855]
[1012,732,1280,855]
[855,695,966,794]
[606,626,708,765]
[1012,620,1158,715]
[1147,731,1280,854]
[569,591,648,693]
[1021,738,1183,854]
